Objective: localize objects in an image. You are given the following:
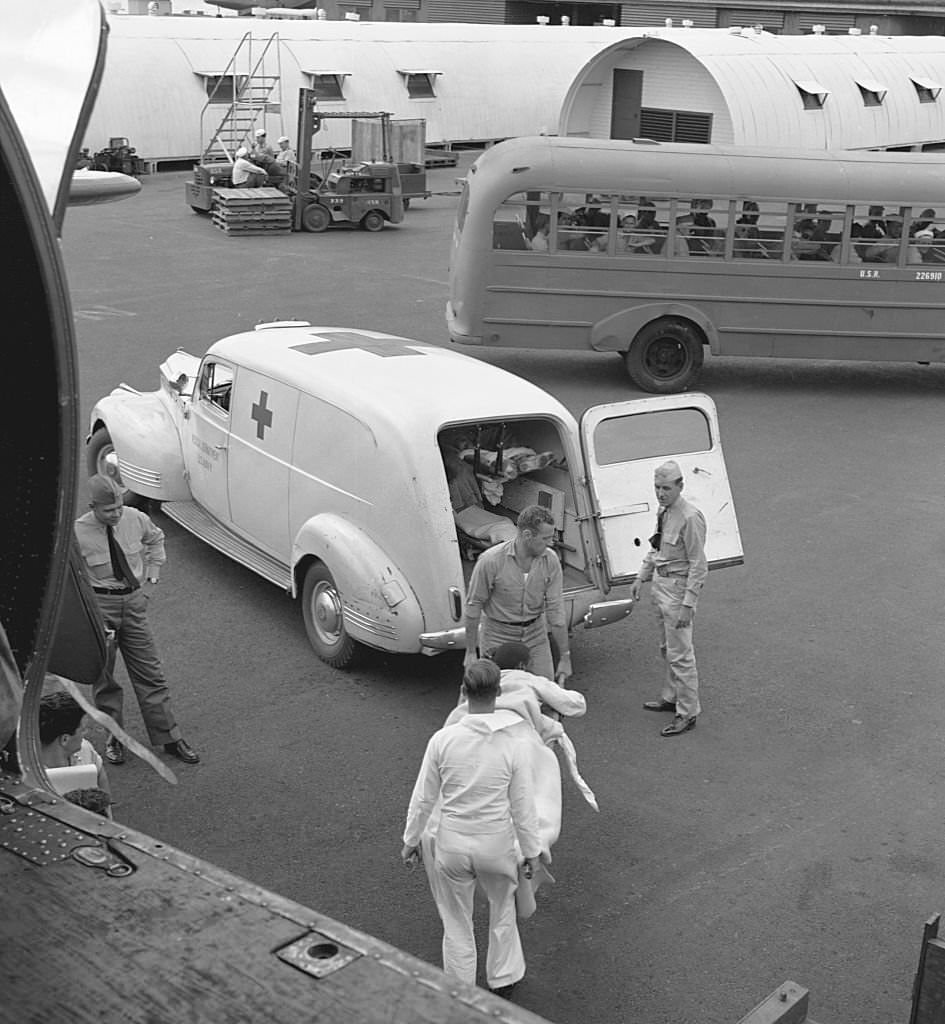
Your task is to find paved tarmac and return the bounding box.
[60,157,945,1024]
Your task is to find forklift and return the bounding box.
[185,91,406,233]
[285,91,405,232]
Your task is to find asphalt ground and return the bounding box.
[59,155,945,1024]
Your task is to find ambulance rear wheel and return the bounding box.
[624,318,704,394]
[302,562,357,668]
[360,210,385,232]
[301,203,331,233]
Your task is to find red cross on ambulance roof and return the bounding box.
[290,331,426,358]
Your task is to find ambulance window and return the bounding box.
[593,408,711,465]
[198,361,234,414]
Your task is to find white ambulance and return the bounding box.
[88,324,743,668]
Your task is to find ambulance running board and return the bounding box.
[162,501,292,591]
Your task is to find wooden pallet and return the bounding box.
[211,186,293,235]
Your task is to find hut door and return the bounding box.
[610,69,642,140]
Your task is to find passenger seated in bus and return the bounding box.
[688,199,723,255]
[791,207,835,261]
[860,218,902,263]
[557,210,592,251]
[672,215,694,257]
[441,445,517,548]
[855,206,887,239]
[914,229,945,264]
[853,205,889,260]
[911,209,937,235]
[575,195,609,229]
[628,202,665,254]
[527,214,551,252]
[732,201,767,258]
[573,196,610,250]
[791,229,832,260]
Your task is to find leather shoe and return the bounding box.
[490,983,518,1001]
[661,715,697,737]
[104,737,125,765]
[643,699,677,713]
[164,738,200,764]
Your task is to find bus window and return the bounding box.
[852,203,903,264]
[748,201,790,260]
[732,200,769,260]
[594,407,711,465]
[909,208,945,264]
[791,202,840,262]
[618,197,670,256]
[456,179,469,233]
[553,191,612,253]
[492,192,530,251]
[685,198,727,257]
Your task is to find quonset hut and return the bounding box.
[83,16,626,164]
[558,26,945,150]
[83,17,945,165]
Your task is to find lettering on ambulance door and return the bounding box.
[227,371,299,560]
[579,394,744,585]
[186,360,234,521]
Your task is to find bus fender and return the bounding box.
[589,303,719,354]
[292,514,425,654]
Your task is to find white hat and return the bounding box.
[235,146,248,158]
[254,128,266,137]
[278,136,290,144]
[916,229,935,241]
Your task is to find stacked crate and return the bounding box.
[211,187,293,235]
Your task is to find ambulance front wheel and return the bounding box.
[86,426,151,511]
[302,562,357,668]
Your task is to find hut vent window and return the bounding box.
[200,74,246,105]
[793,81,828,110]
[307,74,347,102]
[399,71,439,99]
[911,77,942,104]
[856,81,887,107]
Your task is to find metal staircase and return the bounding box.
[200,32,282,164]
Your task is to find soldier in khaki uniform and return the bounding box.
[630,461,707,737]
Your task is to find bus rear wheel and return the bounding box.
[624,319,704,393]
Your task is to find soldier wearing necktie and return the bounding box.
[630,461,707,737]
[74,475,200,765]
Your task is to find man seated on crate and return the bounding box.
[232,147,268,188]
[442,444,517,551]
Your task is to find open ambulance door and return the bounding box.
[580,392,744,586]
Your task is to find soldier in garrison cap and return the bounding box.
[74,475,200,765]
[630,461,708,737]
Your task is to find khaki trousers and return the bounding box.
[651,576,701,719]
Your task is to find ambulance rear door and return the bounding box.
[579,393,743,585]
